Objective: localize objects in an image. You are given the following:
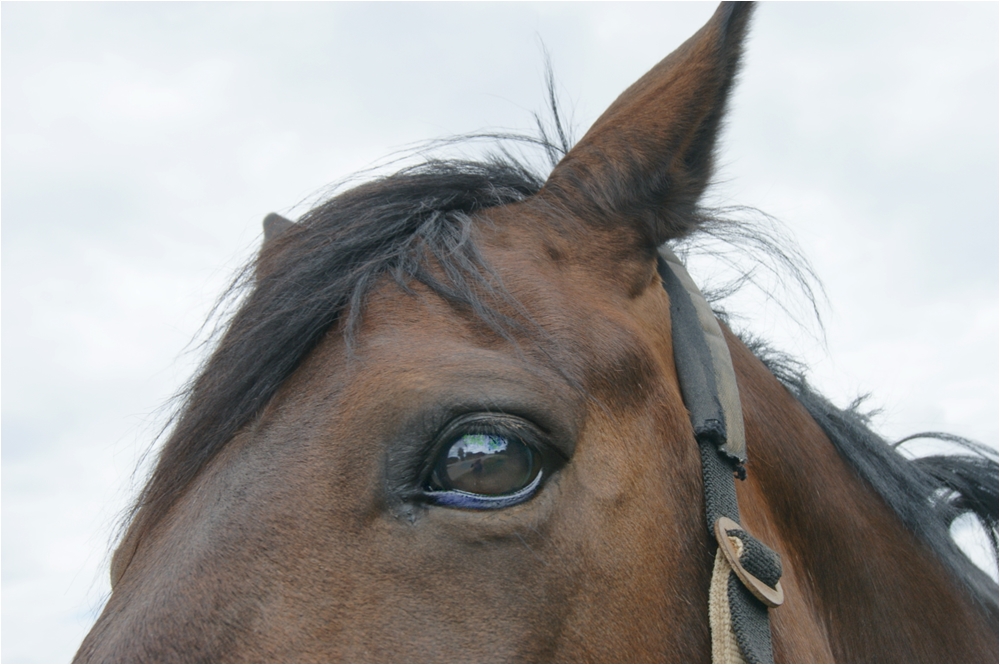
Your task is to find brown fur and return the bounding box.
[76,3,997,662]
[730,332,997,662]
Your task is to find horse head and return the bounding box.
[76,3,998,662]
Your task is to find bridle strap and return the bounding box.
[658,248,747,469]
[658,247,783,664]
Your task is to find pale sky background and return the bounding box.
[3,3,998,663]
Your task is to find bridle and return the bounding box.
[658,247,784,664]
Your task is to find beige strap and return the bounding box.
[709,540,747,664]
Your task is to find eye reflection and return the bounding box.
[430,433,541,496]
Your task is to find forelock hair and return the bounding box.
[127,157,546,544]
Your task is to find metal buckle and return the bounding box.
[714,516,784,608]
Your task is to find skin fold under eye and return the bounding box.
[421,415,557,510]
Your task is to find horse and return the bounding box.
[75,3,998,662]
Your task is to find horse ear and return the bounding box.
[543,2,754,247]
[258,212,295,280]
[262,212,294,245]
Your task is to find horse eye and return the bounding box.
[427,433,543,502]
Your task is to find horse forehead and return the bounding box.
[478,201,658,295]
[477,205,672,350]
[353,239,675,417]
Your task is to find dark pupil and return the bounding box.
[432,434,538,495]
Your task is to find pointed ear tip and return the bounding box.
[263,212,292,226]
[716,1,756,37]
[262,212,294,244]
[719,1,756,19]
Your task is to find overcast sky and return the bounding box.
[3,3,997,662]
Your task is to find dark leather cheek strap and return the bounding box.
[660,255,728,445]
[658,249,747,465]
[658,251,742,530]
[658,247,783,664]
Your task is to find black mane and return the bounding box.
[129,156,548,542]
[127,107,997,613]
[746,339,999,610]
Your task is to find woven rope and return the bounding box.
[710,539,747,664]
